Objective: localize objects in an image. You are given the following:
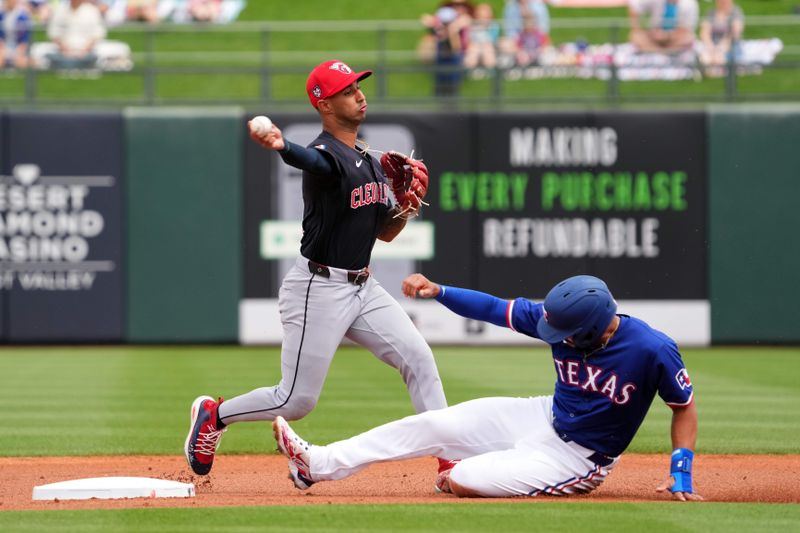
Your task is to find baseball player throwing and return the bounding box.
[185,60,451,477]
[273,274,702,500]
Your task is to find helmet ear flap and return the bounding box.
[573,322,602,349]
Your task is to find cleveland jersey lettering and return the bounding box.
[351,182,391,209]
[300,131,393,270]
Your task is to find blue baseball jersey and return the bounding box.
[507,298,694,457]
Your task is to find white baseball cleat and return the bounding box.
[273,416,315,490]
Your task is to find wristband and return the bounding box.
[669,448,694,493]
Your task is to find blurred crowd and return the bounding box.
[0,0,246,70]
[630,0,744,70]
[420,0,747,93]
[0,0,752,77]
[420,0,552,94]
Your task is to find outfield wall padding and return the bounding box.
[708,105,800,343]
[124,108,243,343]
[2,107,799,345]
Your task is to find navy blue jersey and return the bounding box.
[300,131,392,270]
[507,298,694,457]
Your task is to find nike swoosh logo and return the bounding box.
[356,160,363,167]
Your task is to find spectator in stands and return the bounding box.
[421,1,472,96]
[47,0,107,69]
[463,3,500,73]
[126,0,159,23]
[699,0,744,74]
[28,0,50,22]
[188,0,223,23]
[92,0,114,19]
[515,11,550,67]
[0,0,32,69]
[628,0,699,53]
[502,0,550,43]
[498,0,550,68]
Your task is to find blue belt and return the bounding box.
[557,433,615,467]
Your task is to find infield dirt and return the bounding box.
[1,454,797,511]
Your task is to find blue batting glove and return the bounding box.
[669,448,694,493]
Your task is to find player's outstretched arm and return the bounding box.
[248,118,335,175]
[656,402,704,501]
[401,274,510,328]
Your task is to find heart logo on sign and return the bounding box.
[13,164,40,185]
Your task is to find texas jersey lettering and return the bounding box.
[507,299,694,457]
[552,359,638,405]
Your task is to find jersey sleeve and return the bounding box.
[278,140,338,176]
[434,287,548,341]
[655,340,694,407]
[507,298,545,340]
[310,143,341,174]
[434,286,511,328]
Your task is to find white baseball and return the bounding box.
[251,115,273,136]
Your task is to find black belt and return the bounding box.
[308,260,370,286]
[557,433,615,467]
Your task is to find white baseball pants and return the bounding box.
[307,395,617,497]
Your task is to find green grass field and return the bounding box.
[2,502,799,532]
[1,346,799,456]
[3,0,798,106]
[0,346,798,531]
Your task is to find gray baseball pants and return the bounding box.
[218,255,447,424]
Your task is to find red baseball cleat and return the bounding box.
[184,396,227,475]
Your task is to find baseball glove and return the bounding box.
[380,150,429,218]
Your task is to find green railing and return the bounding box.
[3,15,799,107]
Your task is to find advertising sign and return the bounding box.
[1,112,124,341]
[241,112,709,345]
[423,112,707,300]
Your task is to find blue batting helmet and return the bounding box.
[536,275,617,349]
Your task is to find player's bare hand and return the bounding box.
[656,477,704,502]
[402,273,440,299]
[248,120,285,151]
